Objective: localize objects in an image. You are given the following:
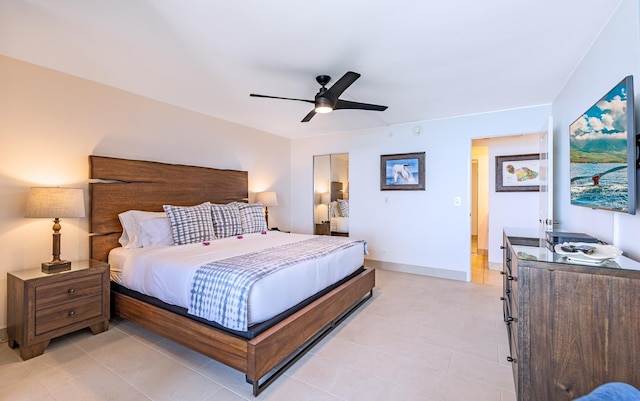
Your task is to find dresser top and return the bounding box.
[512,244,640,272]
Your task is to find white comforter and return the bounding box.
[109,231,364,326]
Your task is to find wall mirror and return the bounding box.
[313,153,349,237]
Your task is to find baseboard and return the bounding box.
[365,259,468,281]
[0,327,7,343]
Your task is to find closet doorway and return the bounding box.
[471,145,489,283]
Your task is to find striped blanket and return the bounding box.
[189,236,366,331]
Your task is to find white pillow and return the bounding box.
[118,210,167,248]
[139,217,174,247]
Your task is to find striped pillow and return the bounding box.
[163,202,215,245]
[338,199,349,217]
[235,202,267,234]
[211,203,242,238]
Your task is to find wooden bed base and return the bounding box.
[88,155,375,396]
[113,268,374,395]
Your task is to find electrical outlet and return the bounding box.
[454,196,461,206]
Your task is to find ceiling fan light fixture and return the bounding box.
[314,97,333,114]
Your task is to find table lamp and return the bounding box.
[25,187,85,273]
[320,192,331,223]
[254,191,278,229]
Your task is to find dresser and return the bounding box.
[502,228,640,400]
[7,260,110,360]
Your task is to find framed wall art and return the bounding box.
[496,153,540,192]
[380,152,425,191]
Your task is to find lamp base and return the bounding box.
[41,260,71,274]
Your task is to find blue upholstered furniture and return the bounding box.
[574,383,640,400]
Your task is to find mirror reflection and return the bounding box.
[313,153,349,236]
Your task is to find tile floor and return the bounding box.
[0,267,514,401]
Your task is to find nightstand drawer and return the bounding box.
[35,274,103,310]
[35,295,103,336]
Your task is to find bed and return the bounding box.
[88,155,375,396]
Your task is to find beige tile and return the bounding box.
[0,376,56,401]
[197,359,261,399]
[289,354,437,401]
[204,387,253,401]
[449,353,515,391]
[262,375,345,401]
[0,268,515,400]
[45,362,151,401]
[149,338,214,370]
[123,358,220,401]
[425,372,505,401]
[502,389,518,401]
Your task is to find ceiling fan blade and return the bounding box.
[334,99,388,111]
[250,93,314,104]
[323,71,360,103]
[301,109,316,122]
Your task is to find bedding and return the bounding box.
[329,200,349,234]
[109,231,365,329]
[330,216,349,233]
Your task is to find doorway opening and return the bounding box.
[470,147,489,283]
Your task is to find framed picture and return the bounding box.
[496,153,540,192]
[380,152,425,191]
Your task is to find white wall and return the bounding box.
[0,56,291,331]
[291,106,551,281]
[552,0,640,260]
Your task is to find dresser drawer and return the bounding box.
[35,274,103,310]
[35,295,103,336]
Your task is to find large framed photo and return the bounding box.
[496,154,540,192]
[380,152,425,191]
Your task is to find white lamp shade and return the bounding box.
[25,187,86,218]
[255,191,278,207]
[320,192,330,204]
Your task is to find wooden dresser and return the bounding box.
[7,260,110,360]
[502,228,640,400]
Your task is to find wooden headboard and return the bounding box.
[89,155,248,262]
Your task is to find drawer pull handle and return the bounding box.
[507,275,516,281]
[68,310,76,317]
[68,288,76,295]
[500,297,506,301]
[500,245,505,250]
[507,356,516,363]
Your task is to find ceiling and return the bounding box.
[0,0,622,139]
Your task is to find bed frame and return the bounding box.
[88,155,375,396]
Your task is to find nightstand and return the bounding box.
[315,222,330,235]
[7,260,110,360]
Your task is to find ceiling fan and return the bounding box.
[250,71,388,122]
